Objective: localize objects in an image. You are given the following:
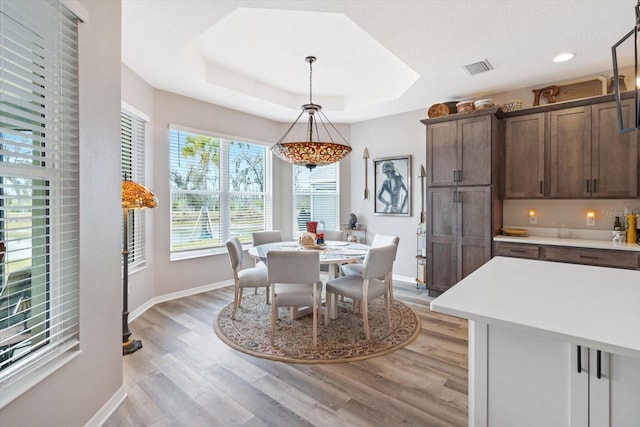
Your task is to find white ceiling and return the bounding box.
[121,0,636,123]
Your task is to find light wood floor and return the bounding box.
[104,281,468,427]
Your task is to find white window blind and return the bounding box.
[293,164,340,237]
[121,109,147,268]
[0,0,80,388]
[169,126,271,252]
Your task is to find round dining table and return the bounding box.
[248,240,370,320]
[248,240,370,280]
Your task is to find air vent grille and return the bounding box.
[463,59,493,75]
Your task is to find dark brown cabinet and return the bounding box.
[422,109,503,293]
[504,113,545,198]
[494,241,639,270]
[549,101,638,198]
[426,115,493,187]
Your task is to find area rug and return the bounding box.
[213,290,421,363]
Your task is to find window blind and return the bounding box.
[293,163,340,237]
[121,109,147,268]
[169,126,271,252]
[0,0,80,387]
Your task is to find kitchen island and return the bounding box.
[431,256,640,427]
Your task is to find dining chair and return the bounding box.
[225,237,270,320]
[341,234,399,302]
[326,244,397,340]
[251,230,283,246]
[251,230,283,269]
[267,250,323,346]
[322,230,344,241]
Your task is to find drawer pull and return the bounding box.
[586,179,590,193]
[539,180,543,194]
[579,255,599,260]
[597,350,602,379]
[510,249,527,253]
[577,345,582,373]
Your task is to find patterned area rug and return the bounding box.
[214,289,421,363]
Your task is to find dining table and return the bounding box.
[248,240,370,319]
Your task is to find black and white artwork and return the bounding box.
[373,155,411,216]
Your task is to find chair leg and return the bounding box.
[265,286,270,304]
[270,289,277,345]
[312,287,318,346]
[384,294,390,325]
[231,284,240,320]
[362,300,370,340]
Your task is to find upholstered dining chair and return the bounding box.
[341,234,399,302]
[225,237,270,320]
[322,230,344,241]
[326,244,397,340]
[267,250,323,346]
[251,230,283,246]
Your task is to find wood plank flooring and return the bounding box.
[104,281,468,427]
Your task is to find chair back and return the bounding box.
[372,234,399,248]
[362,244,397,280]
[322,230,344,241]
[225,237,244,269]
[252,230,283,246]
[267,251,319,285]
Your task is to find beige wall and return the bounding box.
[1,1,124,425]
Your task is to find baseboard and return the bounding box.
[84,384,126,427]
[129,280,234,321]
[393,274,415,284]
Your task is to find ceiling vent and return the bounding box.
[463,59,493,75]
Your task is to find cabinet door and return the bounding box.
[486,325,578,427]
[505,113,545,198]
[427,187,457,292]
[590,350,640,427]
[591,100,639,198]
[458,187,492,279]
[550,107,591,198]
[458,116,492,186]
[427,121,458,186]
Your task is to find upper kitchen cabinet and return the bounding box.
[425,109,502,187]
[590,100,638,198]
[548,101,638,198]
[504,113,545,198]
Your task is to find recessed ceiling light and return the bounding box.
[553,52,575,63]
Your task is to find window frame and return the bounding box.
[168,125,272,259]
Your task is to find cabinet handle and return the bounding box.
[539,180,543,194]
[457,191,462,203]
[597,350,602,379]
[452,191,457,203]
[593,179,597,193]
[510,249,527,254]
[457,170,462,182]
[577,345,582,373]
[579,255,599,260]
[453,170,458,182]
[586,179,590,193]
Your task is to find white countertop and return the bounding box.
[494,234,640,252]
[431,256,640,359]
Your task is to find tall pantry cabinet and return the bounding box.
[421,108,504,294]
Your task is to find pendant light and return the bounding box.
[271,56,352,170]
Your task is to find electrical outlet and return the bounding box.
[528,212,537,225]
[586,212,596,226]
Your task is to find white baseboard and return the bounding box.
[84,384,126,427]
[129,280,233,321]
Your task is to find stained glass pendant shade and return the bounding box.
[271,56,352,170]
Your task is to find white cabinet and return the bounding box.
[471,322,640,427]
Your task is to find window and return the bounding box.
[293,164,340,237]
[0,0,80,388]
[169,126,271,253]
[121,108,147,269]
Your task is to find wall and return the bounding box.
[151,90,286,297]
[121,64,157,313]
[350,109,426,280]
[0,1,124,425]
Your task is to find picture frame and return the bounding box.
[373,155,411,216]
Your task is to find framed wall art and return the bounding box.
[373,155,411,216]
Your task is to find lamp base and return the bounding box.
[122,337,142,355]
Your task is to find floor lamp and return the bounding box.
[121,178,157,355]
